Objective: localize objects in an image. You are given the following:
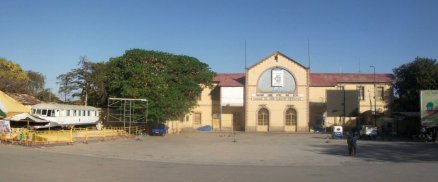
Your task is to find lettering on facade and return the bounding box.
[251,94,304,101]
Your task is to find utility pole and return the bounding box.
[370,66,376,126]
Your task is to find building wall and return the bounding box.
[309,83,393,129]
[166,85,219,133]
[166,84,245,133]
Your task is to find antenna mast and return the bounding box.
[307,39,311,69]
[359,58,361,73]
[244,40,247,69]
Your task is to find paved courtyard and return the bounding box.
[1,132,438,181]
[39,132,438,166]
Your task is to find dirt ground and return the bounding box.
[33,132,438,166]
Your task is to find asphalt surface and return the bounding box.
[1,133,438,182]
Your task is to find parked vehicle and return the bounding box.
[149,123,167,136]
[419,127,437,142]
[313,125,325,133]
[332,126,343,138]
[31,103,99,129]
[360,125,377,139]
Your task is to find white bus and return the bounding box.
[31,103,100,128]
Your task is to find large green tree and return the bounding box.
[107,49,215,122]
[393,57,438,112]
[0,58,29,93]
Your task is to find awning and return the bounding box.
[6,113,49,123]
[30,122,60,129]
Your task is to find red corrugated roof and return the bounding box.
[214,73,394,87]
[213,73,246,87]
[309,73,394,87]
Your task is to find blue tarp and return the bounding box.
[197,125,212,131]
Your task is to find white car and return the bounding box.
[360,125,377,139]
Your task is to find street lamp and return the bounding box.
[370,66,376,126]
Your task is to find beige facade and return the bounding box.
[309,83,393,130]
[167,51,394,133]
[245,52,309,132]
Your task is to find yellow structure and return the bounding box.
[0,90,31,118]
[167,51,394,133]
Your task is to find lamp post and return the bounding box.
[370,66,376,126]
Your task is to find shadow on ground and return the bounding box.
[312,140,438,163]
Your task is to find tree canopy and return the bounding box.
[27,70,45,96]
[0,57,59,101]
[0,57,29,93]
[393,57,438,112]
[57,56,108,106]
[107,49,215,122]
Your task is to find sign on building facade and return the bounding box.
[326,90,359,117]
[271,69,284,87]
[420,90,438,127]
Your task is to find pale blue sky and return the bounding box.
[1,0,438,94]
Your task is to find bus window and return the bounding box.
[73,110,77,116]
[66,110,70,116]
[42,109,47,116]
[37,109,42,115]
[88,111,90,116]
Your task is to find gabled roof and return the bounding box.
[309,73,394,87]
[6,93,41,105]
[247,51,309,70]
[213,73,245,87]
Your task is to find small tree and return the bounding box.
[57,71,76,103]
[37,89,61,102]
[57,56,108,106]
[26,70,45,96]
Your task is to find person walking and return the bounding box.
[350,133,357,156]
[347,133,357,156]
[347,134,352,156]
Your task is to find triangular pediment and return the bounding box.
[247,51,309,70]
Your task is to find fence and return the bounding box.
[0,126,147,146]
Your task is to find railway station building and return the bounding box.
[167,51,394,133]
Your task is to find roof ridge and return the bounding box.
[246,51,309,70]
[216,73,245,75]
[310,73,393,75]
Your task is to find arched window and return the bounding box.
[285,108,297,126]
[258,108,269,126]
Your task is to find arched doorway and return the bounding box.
[257,108,269,132]
[285,108,297,132]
